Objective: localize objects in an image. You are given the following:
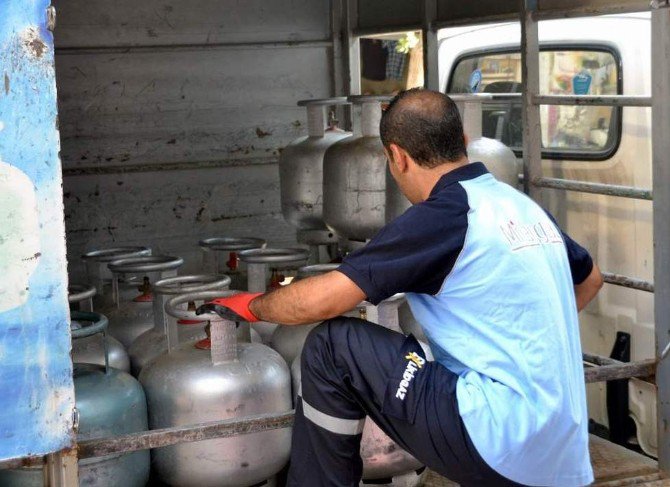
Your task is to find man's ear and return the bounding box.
[463,133,469,148]
[389,143,410,173]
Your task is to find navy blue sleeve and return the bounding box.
[338,187,469,305]
[543,209,594,285]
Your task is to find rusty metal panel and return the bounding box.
[63,163,298,278]
[356,0,422,31]
[54,0,333,276]
[56,46,331,170]
[0,0,75,461]
[536,0,648,18]
[52,0,331,48]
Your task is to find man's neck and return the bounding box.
[418,157,470,201]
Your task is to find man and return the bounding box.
[199,88,603,486]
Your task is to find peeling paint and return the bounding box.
[21,27,47,59]
[0,0,75,461]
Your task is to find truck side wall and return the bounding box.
[54,0,334,278]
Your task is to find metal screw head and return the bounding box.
[46,6,56,32]
[72,408,80,433]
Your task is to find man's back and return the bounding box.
[406,166,593,486]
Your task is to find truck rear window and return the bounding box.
[447,47,622,161]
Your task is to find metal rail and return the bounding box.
[70,352,662,461]
[602,272,654,293]
[584,360,656,383]
[532,95,652,107]
[0,351,655,469]
[533,177,653,201]
[77,411,295,460]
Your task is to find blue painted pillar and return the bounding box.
[0,0,75,461]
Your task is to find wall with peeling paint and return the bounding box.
[53,0,334,278]
[0,0,75,461]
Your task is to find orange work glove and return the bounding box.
[195,293,262,322]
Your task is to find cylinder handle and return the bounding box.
[68,284,97,303]
[199,237,266,252]
[153,274,231,295]
[238,247,310,265]
[108,255,183,274]
[297,263,340,279]
[297,97,350,106]
[70,311,108,339]
[165,290,240,321]
[347,95,393,104]
[81,246,151,263]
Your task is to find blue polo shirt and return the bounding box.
[339,162,594,486]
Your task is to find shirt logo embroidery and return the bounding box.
[500,220,563,251]
[395,352,426,400]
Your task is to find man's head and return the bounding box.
[380,88,469,203]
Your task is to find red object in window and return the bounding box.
[269,269,285,290]
[226,251,238,271]
[178,301,204,325]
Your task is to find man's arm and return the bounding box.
[574,263,603,312]
[249,271,366,325]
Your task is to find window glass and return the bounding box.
[448,49,620,159]
[359,32,424,95]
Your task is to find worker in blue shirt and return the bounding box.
[199,88,604,486]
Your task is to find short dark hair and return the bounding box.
[380,88,467,168]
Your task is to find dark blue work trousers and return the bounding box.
[286,317,525,487]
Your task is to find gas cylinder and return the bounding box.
[323,95,392,244]
[280,98,352,261]
[105,255,183,349]
[199,237,266,290]
[467,137,519,186]
[0,312,150,487]
[139,292,292,487]
[128,274,231,376]
[456,94,520,187]
[69,283,130,372]
[238,247,310,343]
[81,246,151,314]
[291,295,432,484]
[271,264,341,365]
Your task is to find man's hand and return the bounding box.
[196,293,263,322]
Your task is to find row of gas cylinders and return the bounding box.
[278,94,519,249]
[0,244,428,487]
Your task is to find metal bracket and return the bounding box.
[46,6,57,32]
[651,0,670,8]
[72,408,80,434]
[44,449,78,487]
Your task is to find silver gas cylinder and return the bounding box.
[199,237,266,290]
[81,246,151,315]
[0,312,150,487]
[105,255,183,349]
[139,292,292,487]
[280,98,352,262]
[323,95,392,244]
[270,264,340,365]
[454,94,520,187]
[128,274,231,376]
[238,247,310,343]
[69,283,131,372]
[291,295,432,484]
